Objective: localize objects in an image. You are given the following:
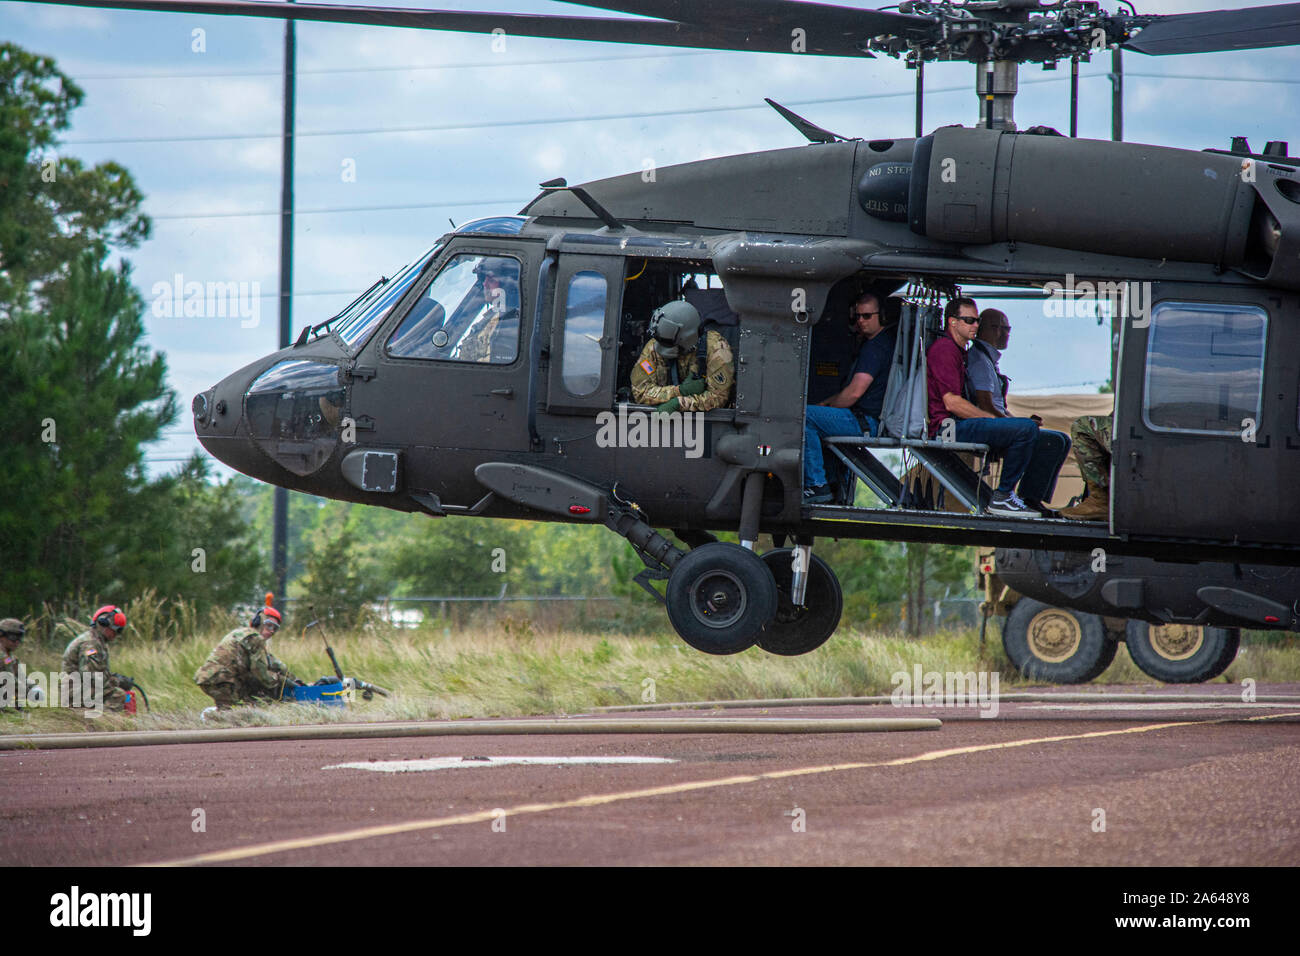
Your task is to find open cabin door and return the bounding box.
[545,254,622,415]
[1113,283,1300,546]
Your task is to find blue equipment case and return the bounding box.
[284,679,350,707]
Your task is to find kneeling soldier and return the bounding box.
[195,605,301,709]
[1,618,44,707]
[62,606,131,712]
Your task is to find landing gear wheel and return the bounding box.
[1003,598,1116,684]
[755,549,843,656]
[1124,623,1240,683]
[665,542,778,655]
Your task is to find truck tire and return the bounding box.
[1124,623,1240,683]
[1003,598,1116,684]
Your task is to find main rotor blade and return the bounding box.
[564,0,936,42]
[21,0,883,56]
[1124,3,1300,56]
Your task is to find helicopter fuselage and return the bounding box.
[193,127,1300,568]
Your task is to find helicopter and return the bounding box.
[27,0,1300,658]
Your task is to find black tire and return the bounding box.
[1124,623,1240,683]
[1003,598,1115,684]
[665,542,778,655]
[756,549,844,656]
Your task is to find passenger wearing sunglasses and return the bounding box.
[926,298,1043,518]
[802,293,897,504]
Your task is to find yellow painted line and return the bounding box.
[145,711,1300,867]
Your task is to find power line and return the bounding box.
[59,82,1037,146]
[149,197,527,222]
[74,50,711,81]
[1125,72,1300,86]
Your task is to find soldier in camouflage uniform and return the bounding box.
[1,618,43,707]
[449,258,520,364]
[1061,414,1112,521]
[62,606,130,712]
[194,605,300,709]
[630,300,734,413]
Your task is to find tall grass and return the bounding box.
[3,609,1295,736]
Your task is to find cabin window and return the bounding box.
[385,253,521,364]
[561,271,606,396]
[1143,301,1267,436]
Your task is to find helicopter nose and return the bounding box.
[192,366,266,477]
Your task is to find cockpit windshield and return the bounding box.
[322,243,443,350]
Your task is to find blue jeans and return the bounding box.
[952,417,1039,496]
[804,406,878,488]
[1018,428,1072,507]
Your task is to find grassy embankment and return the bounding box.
[3,612,1296,735]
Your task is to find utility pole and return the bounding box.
[273,6,296,608]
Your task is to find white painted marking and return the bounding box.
[325,756,677,774]
[1025,702,1295,712]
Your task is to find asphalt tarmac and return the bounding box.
[3,685,1298,867]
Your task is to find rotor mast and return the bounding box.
[977,59,1019,130]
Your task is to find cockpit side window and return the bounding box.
[386,254,522,364]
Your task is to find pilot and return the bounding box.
[802,292,897,504]
[926,297,1043,518]
[629,300,734,413]
[61,606,131,712]
[966,307,1071,516]
[449,257,520,364]
[194,604,303,711]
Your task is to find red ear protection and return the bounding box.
[92,605,126,632]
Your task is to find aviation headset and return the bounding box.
[92,605,127,634]
[251,605,283,630]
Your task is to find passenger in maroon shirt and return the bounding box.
[925,297,1042,518]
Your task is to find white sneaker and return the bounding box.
[988,491,1040,518]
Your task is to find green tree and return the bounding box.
[114,456,267,612]
[385,516,533,598]
[294,504,387,630]
[0,43,149,315]
[1,253,176,610]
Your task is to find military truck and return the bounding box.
[982,546,1298,684]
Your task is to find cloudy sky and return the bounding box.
[6,0,1299,475]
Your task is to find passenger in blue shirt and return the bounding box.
[967,308,1072,515]
[803,293,897,504]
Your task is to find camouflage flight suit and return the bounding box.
[629,330,734,412]
[194,627,294,708]
[1070,414,1113,490]
[453,307,519,364]
[61,631,129,711]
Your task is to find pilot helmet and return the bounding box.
[473,257,516,284]
[647,300,701,359]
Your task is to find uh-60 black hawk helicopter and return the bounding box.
[38,0,1300,664]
